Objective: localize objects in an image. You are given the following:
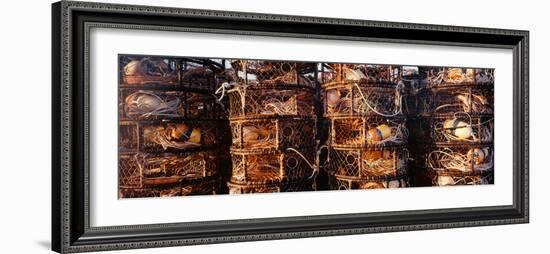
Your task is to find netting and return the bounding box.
[180,58,225,90]
[323,82,403,117]
[229,149,315,185]
[330,116,408,147]
[430,114,493,144]
[227,86,315,118]
[139,151,218,179]
[121,89,228,120]
[330,174,409,190]
[230,117,316,151]
[425,67,494,87]
[427,145,494,173]
[120,56,226,90]
[432,170,493,186]
[119,122,139,152]
[327,146,408,179]
[230,60,317,87]
[227,182,280,194]
[120,56,179,85]
[227,177,314,194]
[119,176,219,198]
[318,64,400,84]
[139,120,228,152]
[119,153,142,188]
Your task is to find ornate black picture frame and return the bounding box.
[52,1,529,253]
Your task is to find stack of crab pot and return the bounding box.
[117,55,230,198]
[226,60,319,194]
[321,64,410,190]
[420,67,495,186]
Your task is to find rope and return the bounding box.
[352,82,403,117]
[286,145,329,179]
[215,82,232,101]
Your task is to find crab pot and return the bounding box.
[119,175,221,198]
[317,63,400,84]
[138,120,230,153]
[119,55,227,90]
[329,116,407,148]
[329,174,409,190]
[431,169,494,186]
[327,145,408,179]
[227,84,316,119]
[120,55,179,85]
[227,177,314,194]
[429,114,494,144]
[119,153,142,189]
[322,82,403,117]
[119,88,227,121]
[422,67,495,87]
[141,151,219,179]
[230,117,316,151]
[426,144,494,175]
[119,121,139,152]
[230,60,317,87]
[229,148,316,186]
[420,86,494,116]
[118,150,222,189]
[179,58,226,91]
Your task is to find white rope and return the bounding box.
[352,82,403,117]
[126,91,181,118]
[215,82,232,101]
[286,145,330,179]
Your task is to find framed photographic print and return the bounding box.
[52,1,529,253]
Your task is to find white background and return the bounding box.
[90,28,513,226]
[0,0,546,253]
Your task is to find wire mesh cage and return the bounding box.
[227,177,314,194]
[318,63,400,84]
[424,67,494,87]
[118,150,221,189]
[120,56,179,85]
[119,176,220,198]
[229,148,316,185]
[323,82,404,117]
[427,144,494,174]
[120,89,227,121]
[429,114,493,144]
[140,151,219,181]
[119,56,227,90]
[139,120,229,152]
[418,86,494,116]
[431,169,493,186]
[230,60,317,87]
[119,153,142,188]
[230,117,316,151]
[329,116,408,147]
[227,182,281,194]
[119,121,139,152]
[326,146,408,179]
[330,174,409,190]
[180,58,226,90]
[227,85,316,119]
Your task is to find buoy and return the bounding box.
[326,89,341,108]
[467,147,490,165]
[170,123,201,143]
[366,124,392,144]
[123,60,143,76]
[443,119,473,139]
[437,176,455,186]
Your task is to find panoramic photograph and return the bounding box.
[117,54,494,198]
